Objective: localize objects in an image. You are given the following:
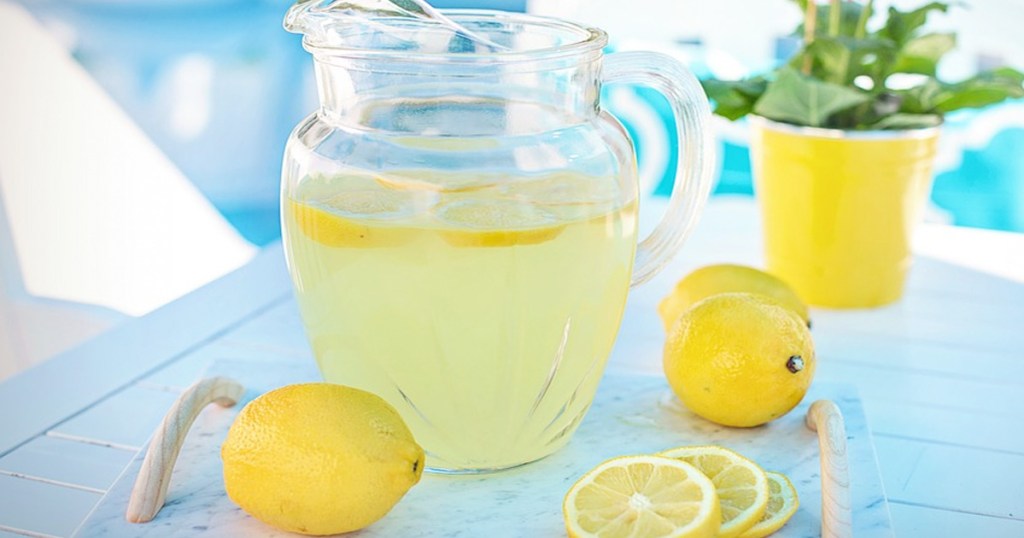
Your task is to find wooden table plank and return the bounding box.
[0,246,290,456]
[889,502,1024,537]
[0,475,100,537]
[813,311,1020,356]
[815,360,1024,416]
[866,401,1024,455]
[48,386,181,451]
[0,436,135,492]
[813,331,1024,385]
[1,198,1021,536]
[875,436,1024,520]
[137,341,273,392]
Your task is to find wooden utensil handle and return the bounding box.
[126,376,244,523]
[805,399,853,538]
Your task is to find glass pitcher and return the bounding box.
[281,7,714,473]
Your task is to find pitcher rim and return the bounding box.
[292,9,608,64]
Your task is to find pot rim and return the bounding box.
[749,115,941,140]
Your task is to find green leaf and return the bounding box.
[753,67,871,127]
[878,2,949,47]
[701,78,768,121]
[892,68,1024,115]
[867,113,942,130]
[713,103,756,121]
[709,1,1021,126]
[702,78,768,102]
[934,67,1024,113]
[804,38,850,85]
[894,80,946,113]
[802,36,897,86]
[702,80,748,109]
[892,32,956,75]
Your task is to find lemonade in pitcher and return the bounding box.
[284,169,637,471]
[281,7,714,473]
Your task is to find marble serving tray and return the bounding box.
[76,358,893,537]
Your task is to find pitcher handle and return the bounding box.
[604,51,716,287]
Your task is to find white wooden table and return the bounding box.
[0,197,1022,537]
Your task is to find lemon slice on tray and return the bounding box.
[659,446,770,538]
[738,471,799,538]
[563,455,721,538]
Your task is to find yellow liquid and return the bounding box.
[283,170,637,472]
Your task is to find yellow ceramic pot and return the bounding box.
[750,117,940,308]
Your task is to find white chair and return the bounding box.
[0,1,258,379]
[0,187,128,378]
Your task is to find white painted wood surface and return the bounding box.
[0,436,135,492]
[0,198,1021,536]
[0,474,101,537]
[0,245,291,456]
[49,387,182,452]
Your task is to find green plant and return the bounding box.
[702,0,1024,129]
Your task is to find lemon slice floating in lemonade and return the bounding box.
[434,198,565,247]
[500,172,625,220]
[563,455,721,538]
[659,446,770,538]
[293,172,383,201]
[503,172,621,205]
[289,186,433,248]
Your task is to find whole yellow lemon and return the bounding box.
[658,264,809,332]
[221,383,424,535]
[663,293,815,427]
